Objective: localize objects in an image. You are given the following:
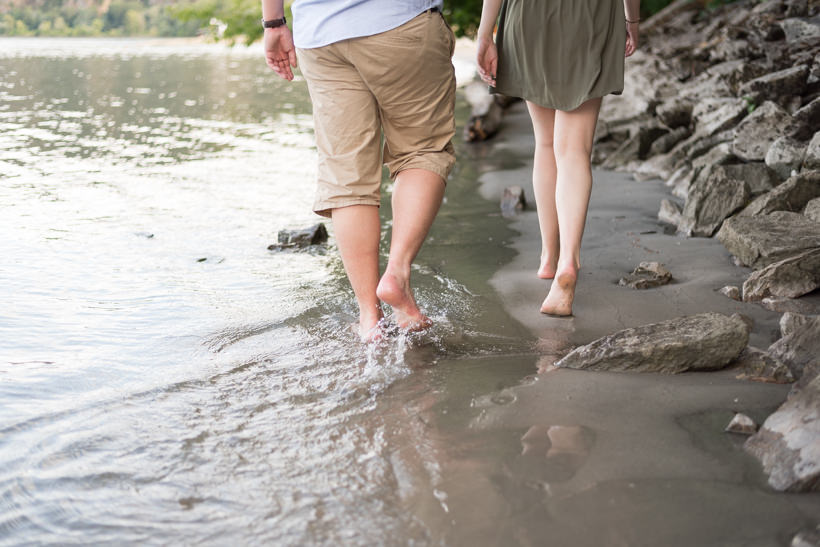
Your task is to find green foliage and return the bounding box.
[0,0,202,37]
[170,0,293,44]
[442,0,483,38]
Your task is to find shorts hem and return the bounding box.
[313,197,380,218]
[391,160,453,183]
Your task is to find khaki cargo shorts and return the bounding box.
[297,10,457,217]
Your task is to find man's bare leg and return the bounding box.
[331,204,383,340]
[526,101,559,279]
[376,168,445,330]
[540,97,601,316]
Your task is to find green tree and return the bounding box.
[124,9,146,35]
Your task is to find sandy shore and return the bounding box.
[453,99,820,543]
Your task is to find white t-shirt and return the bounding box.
[292,0,443,49]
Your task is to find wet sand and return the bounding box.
[453,100,820,543]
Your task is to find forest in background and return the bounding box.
[0,0,711,40]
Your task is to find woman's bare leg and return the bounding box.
[541,97,602,316]
[376,168,445,330]
[526,101,560,279]
[331,204,383,340]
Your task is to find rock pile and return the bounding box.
[595,0,820,307]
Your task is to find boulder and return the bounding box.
[768,312,820,384]
[804,197,820,222]
[765,136,808,179]
[781,18,820,44]
[716,211,820,269]
[679,165,751,237]
[761,297,819,314]
[720,162,780,196]
[787,96,820,141]
[648,126,691,156]
[744,373,820,492]
[692,98,748,137]
[726,413,758,435]
[658,198,683,226]
[739,170,820,217]
[732,346,795,384]
[656,98,693,128]
[804,131,820,171]
[618,262,673,289]
[555,312,750,374]
[268,223,328,250]
[731,101,792,161]
[743,248,820,300]
[738,65,810,103]
[500,186,527,217]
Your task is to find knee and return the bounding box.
[553,141,592,166]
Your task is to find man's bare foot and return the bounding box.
[540,268,577,316]
[376,271,432,331]
[357,307,384,343]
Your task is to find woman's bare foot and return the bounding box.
[540,267,577,316]
[376,271,432,331]
[537,258,557,280]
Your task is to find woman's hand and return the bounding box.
[625,21,639,57]
[476,36,498,86]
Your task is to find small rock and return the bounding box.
[501,186,526,216]
[618,262,673,289]
[648,126,690,157]
[463,81,504,142]
[725,413,758,435]
[743,248,820,300]
[269,223,328,250]
[760,297,818,314]
[790,525,820,547]
[804,196,820,222]
[720,285,741,301]
[744,373,820,492]
[768,312,820,383]
[732,346,795,384]
[804,131,820,171]
[716,211,820,269]
[556,312,750,374]
[658,198,682,226]
[765,136,808,179]
[731,101,792,161]
[739,170,820,217]
[781,18,820,44]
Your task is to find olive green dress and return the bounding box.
[494,0,626,111]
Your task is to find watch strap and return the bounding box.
[261,16,287,29]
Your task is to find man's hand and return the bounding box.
[264,27,298,80]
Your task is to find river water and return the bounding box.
[2,38,819,546]
[0,37,538,545]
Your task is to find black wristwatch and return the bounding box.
[261,16,287,29]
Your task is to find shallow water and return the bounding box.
[2,38,818,546]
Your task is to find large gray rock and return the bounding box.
[744,373,820,492]
[769,313,820,384]
[740,170,820,217]
[679,166,751,237]
[648,126,690,157]
[804,197,820,222]
[720,162,780,196]
[804,131,820,171]
[658,198,683,226]
[556,312,750,374]
[766,136,809,179]
[692,98,748,137]
[781,18,820,44]
[743,248,820,301]
[716,211,820,269]
[656,98,693,129]
[731,101,792,161]
[738,65,810,104]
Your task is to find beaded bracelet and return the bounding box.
[626,18,641,23]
